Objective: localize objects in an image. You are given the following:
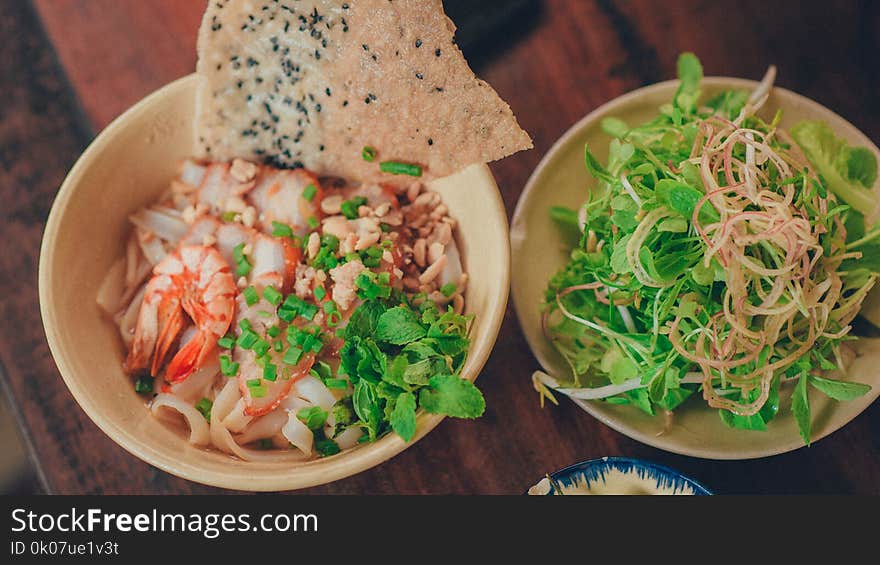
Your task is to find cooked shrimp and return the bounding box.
[249,168,323,234]
[198,162,254,212]
[124,245,236,383]
[232,236,312,416]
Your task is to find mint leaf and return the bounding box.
[419,375,485,418]
[344,300,386,339]
[403,358,433,385]
[376,306,427,345]
[792,374,811,446]
[353,380,382,441]
[808,375,871,401]
[390,392,417,441]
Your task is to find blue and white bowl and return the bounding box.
[528,457,712,495]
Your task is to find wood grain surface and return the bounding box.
[2,0,879,494]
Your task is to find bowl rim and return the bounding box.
[39,74,511,491]
[511,75,880,460]
[540,456,713,495]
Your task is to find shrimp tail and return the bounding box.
[151,303,185,376]
[164,330,214,383]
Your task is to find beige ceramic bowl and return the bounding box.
[511,77,880,460]
[39,75,510,491]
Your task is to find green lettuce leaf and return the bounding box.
[790,120,878,218]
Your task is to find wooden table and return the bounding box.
[2,0,878,494]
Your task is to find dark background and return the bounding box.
[0,0,878,494]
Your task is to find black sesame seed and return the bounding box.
[362,44,369,51]
[342,2,349,8]
[415,72,423,80]
[415,39,422,48]
[325,87,332,96]
[315,104,322,112]
[342,100,349,107]
[364,97,371,104]
[435,48,441,57]
[428,138,434,145]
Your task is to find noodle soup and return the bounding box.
[98,158,482,462]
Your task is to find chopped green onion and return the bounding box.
[237,329,259,349]
[253,338,271,357]
[362,146,377,162]
[313,286,327,301]
[243,285,259,306]
[378,271,391,285]
[134,376,153,394]
[321,234,340,251]
[327,311,342,327]
[440,282,457,297]
[379,161,423,177]
[284,346,304,365]
[263,286,283,306]
[195,398,213,421]
[340,196,368,220]
[220,355,240,377]
[277,307,296,323]
[221,211,238,223]
[324,378,349,389]
[239,319,252,331]
[271,221,294,238]
[263,363,278,382]
[246,378,261,388]
[273,340,284,352]
[303,183,318,202]
[322,300,337,313]
[217,335,235,349]
[233,243,252,277]
[380,223,391,233]
[249,385,267,398]
[297,406,328,430]
[267,325,281,338]
[307,216,319,229]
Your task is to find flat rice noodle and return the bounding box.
[151,393,211,446]
[221,398,254,433]
[170,353,220,402]
[117,284,147,349]
[195,0,531,185]
[97,258,126,316]
[281,411,314,456]
[294,375,336,411]
[333,426,364,450]
[235,408,289,445]
[137,228,167,265]
[130,207,189,244]
[210,379,308,462]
